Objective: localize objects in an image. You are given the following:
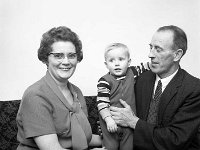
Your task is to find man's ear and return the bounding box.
[128,59,131,66]
[174,49,183,61]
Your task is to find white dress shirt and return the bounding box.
[153,69,179,95]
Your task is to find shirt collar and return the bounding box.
[155,68,179,92]
[109,69,129,80]
[109,73,126,80]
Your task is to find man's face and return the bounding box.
[148,30,178,78]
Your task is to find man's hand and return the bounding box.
[110,99,139,129]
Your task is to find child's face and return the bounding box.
[105,47,131,77]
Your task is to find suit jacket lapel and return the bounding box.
[143,72,156,119]
[44,71,73,110]
[157,69,184,124]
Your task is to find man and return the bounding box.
[110,25,200,150]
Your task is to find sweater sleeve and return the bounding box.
[97,77,112,119]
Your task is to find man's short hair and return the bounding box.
[157,25,187,56]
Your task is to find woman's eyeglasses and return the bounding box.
[49,52,77,61]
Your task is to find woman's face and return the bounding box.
[48,41,78,83]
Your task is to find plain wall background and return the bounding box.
[0,0,200,100]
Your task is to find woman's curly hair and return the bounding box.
[38,26,83,64]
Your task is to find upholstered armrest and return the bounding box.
[0,100,21,150]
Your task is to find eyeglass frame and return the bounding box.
[49,52,77,61]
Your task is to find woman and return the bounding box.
[16,26,102,150]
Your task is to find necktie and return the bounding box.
[147,80,162,124]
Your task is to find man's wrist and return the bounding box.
[128,116,139,129]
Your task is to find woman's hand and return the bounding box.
[89,134,102,147]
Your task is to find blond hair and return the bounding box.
[104,43,130,60]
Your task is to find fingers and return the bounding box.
[110,100,130,111]
[97,121,103,138]
[110,110,121,118]
[90,148,107,150]
[110,110,115,115]
[107,125,118,133]
[110,106,120,112]
[119,99,130,108]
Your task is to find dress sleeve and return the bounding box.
[20,93,56,138]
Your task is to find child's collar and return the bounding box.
[109,72,126,80]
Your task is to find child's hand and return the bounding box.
[104,116,118,133]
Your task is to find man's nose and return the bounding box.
[148,48,155,58]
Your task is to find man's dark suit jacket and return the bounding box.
[133,68,200,150]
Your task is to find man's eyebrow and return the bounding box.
[149,44,164,51]
[155,45,163,49]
